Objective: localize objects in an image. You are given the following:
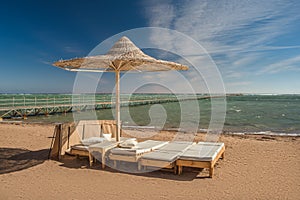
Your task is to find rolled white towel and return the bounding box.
[119,140,138,148]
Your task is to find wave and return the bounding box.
[224,131,300,137]
[123,125,300,137]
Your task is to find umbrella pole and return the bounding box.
[115,70,120,142]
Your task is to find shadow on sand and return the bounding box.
[59,155,210,181]
[0,149,212,180]
[0,148,49,174]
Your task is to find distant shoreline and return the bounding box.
[1,120,299,137]
[1,92,299,95]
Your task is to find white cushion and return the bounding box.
[180,142,224,161]
[111,140,168,156]
[81,137,105,146]
[141,151,180,162]
[140,142,193,162]
[71,145,89,151]
[102,133,112,141]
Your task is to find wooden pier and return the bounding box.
[0,95,210,119]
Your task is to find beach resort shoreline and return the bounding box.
[0,123,299,199]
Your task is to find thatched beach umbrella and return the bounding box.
[53,36,188,141]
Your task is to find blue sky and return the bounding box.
[0,0,299,94]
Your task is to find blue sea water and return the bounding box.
[0,94,299,135]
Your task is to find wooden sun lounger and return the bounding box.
[68,145,90,157]
[176,142,225,177]
[109,140,168,169]
[88,137,136,169]
[139,141,194,174]
[66,137,107,157]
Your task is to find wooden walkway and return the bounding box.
[0,97,205,119]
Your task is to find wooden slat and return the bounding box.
[211,145,225,166]
[176,160,211,168]
[70,149,89,157]
[109,154,140,162]
[176,145,225,177]
[140,159,174,169]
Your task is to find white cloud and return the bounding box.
[142,0,300,93]
[258,55,300,74]
[226,81,252,87]
[224,71,244,79]
[145,0,175,28]
[38,59,52,65]
[231,54,261,68]
[63,46,83,54]
[145,0,298,51]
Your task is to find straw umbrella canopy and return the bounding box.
[53,36,188,141]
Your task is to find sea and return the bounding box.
[0,93,299,136]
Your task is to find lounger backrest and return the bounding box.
[140,142,194,162]
[196,142,224,160]
[180,142,224,161]
[76,120,118,139]
[110,140,168,155]
[157,141,194,153]
[135,140,168,150]
[50,120,120,160]
[102,121,118,138]
[81,124,101,139]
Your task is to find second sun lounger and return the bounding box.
[88,137,136,168]
[176,142,225,177]
[139,141,194,174]
[109,140,168,168]
[67,137,107,157]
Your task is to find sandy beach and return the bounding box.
[0,123,299,199]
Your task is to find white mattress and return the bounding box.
[88,138,137,152]
[141,151,180,162]
[157,141,194,153]
[110,140,168,156]
[179,142,224,161]
[71,136,113,150]
[141,141,194,162]
[81,137,106,146]
[71,145,89,151]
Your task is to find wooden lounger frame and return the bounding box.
[53,119,121,162]
[89,149,107,169]
[109,154,142,163]
[69,148,89,157]
[109,154,142,169]
[176,145,225,177]
[89,141,123,169]
[139,159,177,174]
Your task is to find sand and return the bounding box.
[0,123,299,200]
